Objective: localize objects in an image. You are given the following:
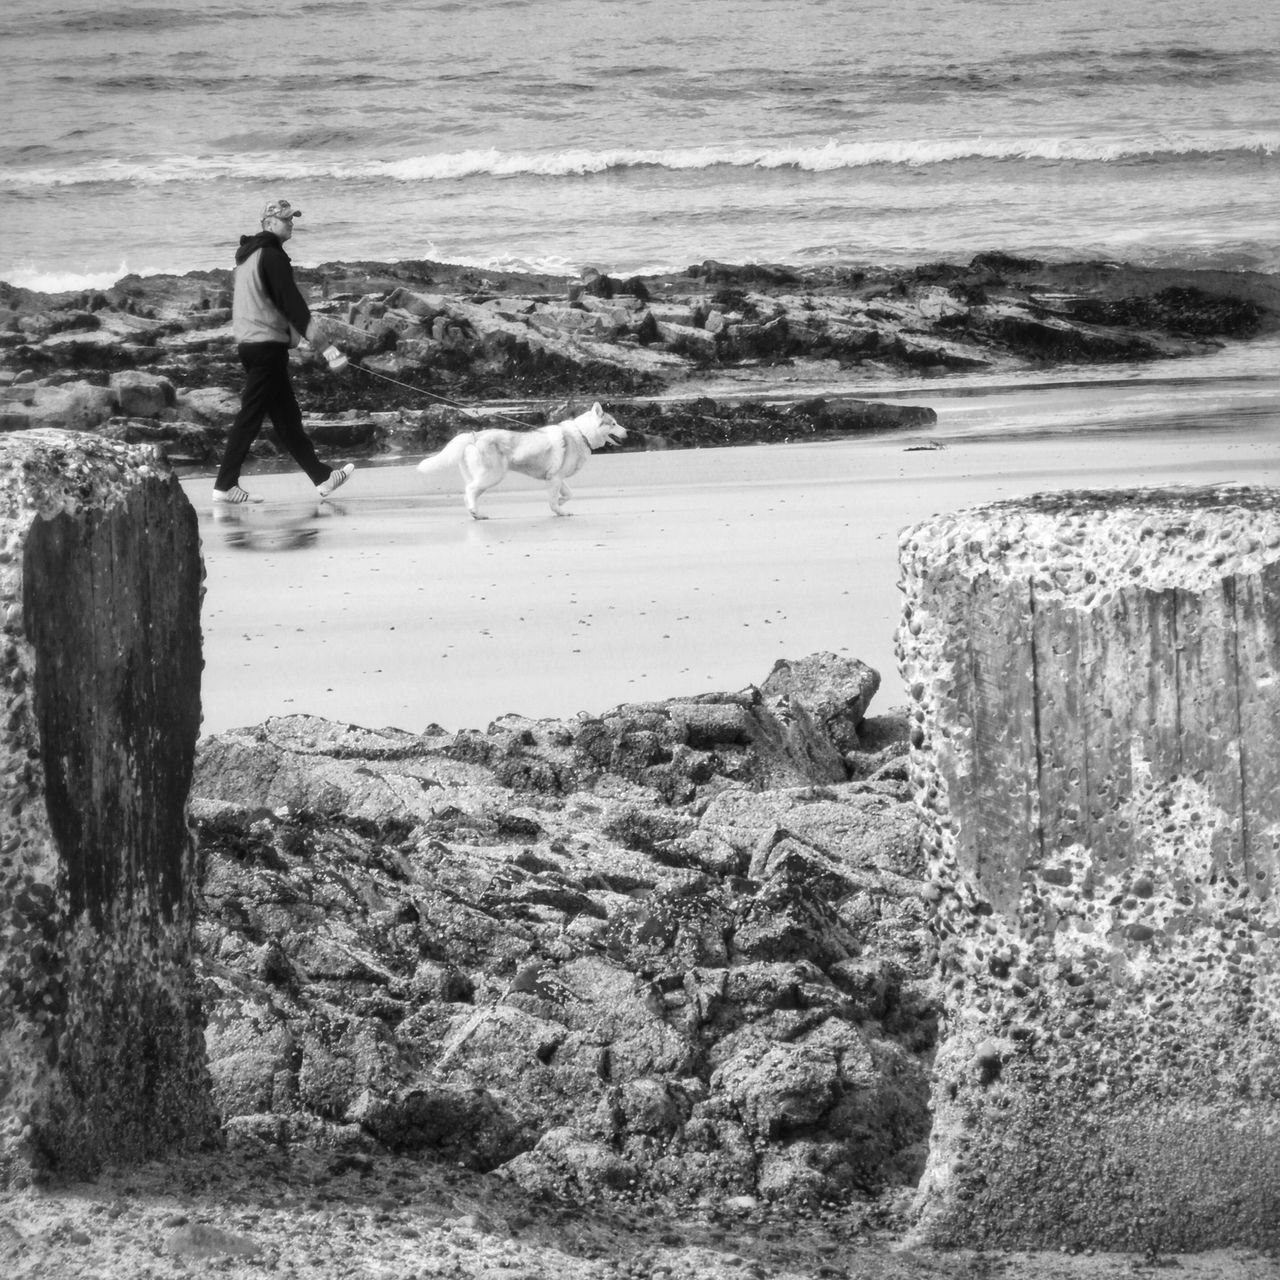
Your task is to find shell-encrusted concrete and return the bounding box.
[0,429,215,1186]
[897,486,1280,1251]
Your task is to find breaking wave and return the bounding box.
[2,260,141,292]
[5,132,1278,189]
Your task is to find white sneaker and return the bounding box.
[317,463,355,499]
[212,485,264,505]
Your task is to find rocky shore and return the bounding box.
[2,254,1277,469]
[4,656,1277,1277]
[189,655,930,1207]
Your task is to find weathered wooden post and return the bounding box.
[0,429,215,1185]
[898,486,1280,1250]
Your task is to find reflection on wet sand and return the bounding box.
[208,503,349,553]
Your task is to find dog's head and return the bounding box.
[576,401,627,450]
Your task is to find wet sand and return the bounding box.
[185,375,1280,737]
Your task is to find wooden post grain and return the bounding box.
[0,429,215,1185]
[899,486,1280,1250]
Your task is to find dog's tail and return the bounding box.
[416,432,474,475]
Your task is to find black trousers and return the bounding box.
[215,342,331,490]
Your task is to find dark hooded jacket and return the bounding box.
[232,231,312,346]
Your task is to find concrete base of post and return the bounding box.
[898,486,1280,1250]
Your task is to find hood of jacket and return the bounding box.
[234,231,285,266]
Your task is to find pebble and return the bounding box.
[165,1222,262,1260]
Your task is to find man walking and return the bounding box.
[212,198,355,504]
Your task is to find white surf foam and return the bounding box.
[5,132,1276,189]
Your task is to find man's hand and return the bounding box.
[304,315,340,350]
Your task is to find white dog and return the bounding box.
[416,401,627,519]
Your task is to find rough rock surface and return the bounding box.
[4,640,1279,1276]
[188,655,940,1209]
[4,1144,1278,1280]
[2,253,1275,468]
[897,486,1280,1252]
[0,429,216,1186]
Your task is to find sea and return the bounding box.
[2,0,1278,297]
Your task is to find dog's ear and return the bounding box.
[591,401,603,417]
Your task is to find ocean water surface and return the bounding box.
[2,0,1278,291]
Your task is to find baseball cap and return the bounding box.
[261,199,302,222]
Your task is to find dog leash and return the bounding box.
[320,316,540,430]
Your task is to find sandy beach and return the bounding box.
[186,369,1280,737]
